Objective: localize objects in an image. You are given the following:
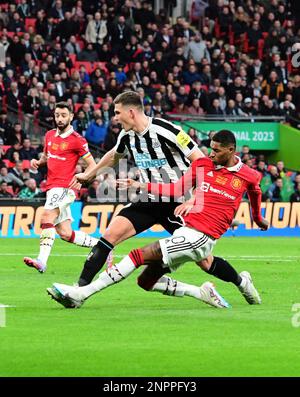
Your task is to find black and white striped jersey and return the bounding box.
[114,117,198,201]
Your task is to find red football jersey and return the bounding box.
[147,157,263,239]
[43,127,91,191]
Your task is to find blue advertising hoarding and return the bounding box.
[0,201,299,238]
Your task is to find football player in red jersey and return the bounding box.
[48,130,268,309]
[23,102,99,273]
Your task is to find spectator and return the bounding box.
[0,181,14,198]
[0,165,24,188]
[188,98,205,115]
[184,33,210,65]
[103,122,121,152]
[187,127,201,146]
[72,109,89,137]
[77,43,98,62]
[6,123,27,146]
[290,182,300,202]
[261,71,284,102]
[18,178,42,199]
[8,160,25,183]
[19,138,38,160]
[85,116,108,146]
[0,111,13,144]
[85,12,108,47]
[267,177,284,202]
[86,179,100,202]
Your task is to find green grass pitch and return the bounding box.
[0,236,300,377]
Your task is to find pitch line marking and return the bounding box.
[1,253,299,262]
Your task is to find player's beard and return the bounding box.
[56,120,70,133]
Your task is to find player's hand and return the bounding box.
[174,199,194,217]
[255,217,269,231]
[30,159,40,170]
[73,182,82,191]
[69,173,91,188]
[116,178,141,190]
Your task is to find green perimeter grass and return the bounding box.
[0,237,300,377]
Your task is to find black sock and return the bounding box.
[78,237,114,286]
[206,256,242,286]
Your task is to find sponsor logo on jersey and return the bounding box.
[215,175,228,185]
[200,181,236,200]
[135,153,167,169]
[231,177,243,190]
[176,130,191,148]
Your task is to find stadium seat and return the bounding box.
[93,103,101,110]
[74,103,83,113]
[5,186,14,196]
[2,159,15,168]
[22,160,31,170]
[25,18,36,32]
[1,145,11,154]
[0,3,8,12]
[69,53,76,64]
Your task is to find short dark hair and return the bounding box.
[212,130,236,148]
[113,91,144,111]
[55,101,73,113]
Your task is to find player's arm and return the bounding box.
[118,161,198,198]
[246,180,269,231]
[31,152,47,170]
[70,148,122,187]
[187,147,205,161]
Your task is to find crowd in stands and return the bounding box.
[0,0,299,203]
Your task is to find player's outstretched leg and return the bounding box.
[141,274,231,309]
[47,248,144,308]
[238,271,261,304]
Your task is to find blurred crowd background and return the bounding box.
[0,0,299,204]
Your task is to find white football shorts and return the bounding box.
[159,226,216,272]
[44,188,76,226]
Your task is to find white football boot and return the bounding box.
[51,283,85,308]
[199,282,231,308]
[238,271,261,304]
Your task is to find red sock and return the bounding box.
[129,249,144,268]
[68,230,75,242]
[41,223,54,229]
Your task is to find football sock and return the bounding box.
[79,254,138,299]
[207,256,242,286]
[37,223,55,265]
[68,230,98,248]
[152,276,201,298]
[78,237,114,286]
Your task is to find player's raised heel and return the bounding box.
[23,257,46,273]
[238,271,261,305]
[200,282,231,308]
